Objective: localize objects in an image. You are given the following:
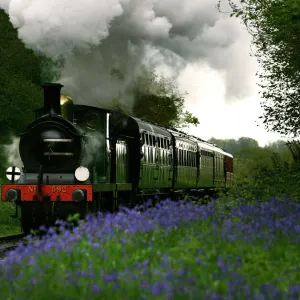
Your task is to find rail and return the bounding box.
[0,233,27,257]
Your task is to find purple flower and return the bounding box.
[151,281,162,296]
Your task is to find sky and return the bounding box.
[177,64,285,147]
[0,0,287,146]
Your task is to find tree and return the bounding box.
[0,9,56,138]
[209,137,259,154]
[111,68,200,128]
[0,9,55,180]
[265,140,288,152]
[218,0,300,137]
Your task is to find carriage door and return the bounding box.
[115,138,130,183]
[154,136,160,187]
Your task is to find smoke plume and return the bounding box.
[1,0,255,107]
[81,131,105,166]
[3,137,23,169]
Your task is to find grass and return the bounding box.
[0,202,22,236]
[0,199,299,299]
[0,178,22,236]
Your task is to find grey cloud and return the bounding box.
[1,0,256,106]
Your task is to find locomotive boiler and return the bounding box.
[1,83,234,233]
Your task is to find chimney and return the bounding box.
[42,83,63,115]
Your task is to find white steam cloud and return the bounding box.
[3,137,23,169]
[1,0,255,107]
[81,132,105,166]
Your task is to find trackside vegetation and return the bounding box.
[0,202,21,236]
[0,199,300,299]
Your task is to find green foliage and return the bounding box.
[218,138,300,205]
[218,0,300,136]
[209,137,259,155]
[0,9,58,179]
[265,140,288,152]
[0,201,21,236]
[209,136,292,183]
[110,67,200,128]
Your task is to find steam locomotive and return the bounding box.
[1,83,234,233]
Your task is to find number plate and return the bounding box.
[51,186,67,193]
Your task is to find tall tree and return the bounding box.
[0,9,55,180]
[209,136,259,154]
[0,9,54,138]
[218,0,300,137]
[111,68,200,128]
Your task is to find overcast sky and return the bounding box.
[177,63,285,147]
[1,0,286,146]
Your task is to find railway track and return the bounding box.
[0,233,27,258]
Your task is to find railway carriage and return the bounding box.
[1,83,234,232]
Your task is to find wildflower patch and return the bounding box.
[0,199,300,299]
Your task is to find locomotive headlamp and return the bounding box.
[6,189,18,203]
[75,166,89,182]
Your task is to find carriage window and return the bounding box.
[149,147,152,163]
[187,151,189,166]
[180,149,183,166]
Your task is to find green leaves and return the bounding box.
[0,9,57,178]
[111,66,200,128]
[219,0,300,136]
